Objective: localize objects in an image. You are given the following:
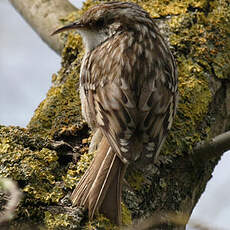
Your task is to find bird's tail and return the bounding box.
[70,136,126,225]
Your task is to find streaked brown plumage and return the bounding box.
[53,1,178,225]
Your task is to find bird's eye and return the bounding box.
[96,18,105,27]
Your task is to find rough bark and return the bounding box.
[1,0,230,229]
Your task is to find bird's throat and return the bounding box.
[78,29,109,53]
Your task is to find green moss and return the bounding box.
[0,126,64,200]
[0,126,67,227]
[62,162,79,189]
[85,214,118,230]
[44,212,70,229]
[85,203,132,229]
[126,169,145,191]
[121,202,132,226]
[62,148,94,189]
[139,0,208,17]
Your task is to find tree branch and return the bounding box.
[9,0,77,55]
[193,130,230,162]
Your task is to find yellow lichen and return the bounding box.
[121,202,132,226]
[44,211,70,229]
[83,202,132,228]
[0,126,64,204]
[86,214,119,230]
[62,149,94,189]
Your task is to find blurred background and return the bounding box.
[0,0,229,228]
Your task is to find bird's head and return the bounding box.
[52,2,153,52]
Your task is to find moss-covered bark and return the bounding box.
[1,0,230,229]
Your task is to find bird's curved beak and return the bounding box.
[51,21,83,36]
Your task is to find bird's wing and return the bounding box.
[81,32,178,163]
[82,75,137,163]
[137,72,178,161]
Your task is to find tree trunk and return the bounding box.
[1,0,230,229]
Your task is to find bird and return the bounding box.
[52,1,178,225]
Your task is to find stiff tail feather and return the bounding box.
[70,136,126,225]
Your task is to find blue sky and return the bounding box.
[0,1,229,228]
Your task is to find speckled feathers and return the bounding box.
[80,2,178,163]
[69,2,178,224]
